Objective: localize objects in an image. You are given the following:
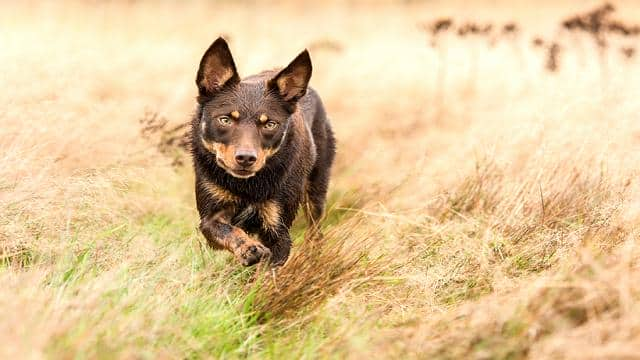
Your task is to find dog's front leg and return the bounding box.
[259,228,292,266]
[199,209,271,266]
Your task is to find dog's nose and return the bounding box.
[235,149,257,167]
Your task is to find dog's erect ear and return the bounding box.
[268,50,312,104]
[196,37,240,98]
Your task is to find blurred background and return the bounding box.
[2,1,640,358]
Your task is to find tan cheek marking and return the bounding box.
[259,114,268,123]
[231,110,240,119]
[262,123,288,159]
[216,143,228,158]
[258,201,281,232]
[201,138,216,154]
[263,147,277,159]
[206,141,236,169]
[202,179,239,204]
[201,138,227,156]
[222,144,237,165]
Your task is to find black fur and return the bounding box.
[191,37,335,266]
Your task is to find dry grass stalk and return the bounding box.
[251,216,385,321]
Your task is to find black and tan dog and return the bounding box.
[191,37,335,266]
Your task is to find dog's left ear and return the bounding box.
[268,50,312,104]
[196,37,240,99]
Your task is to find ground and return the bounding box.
[2,1,640,358]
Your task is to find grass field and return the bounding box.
[2,1,640,358]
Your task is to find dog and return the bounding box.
[191,37,335,266]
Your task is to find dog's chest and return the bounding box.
[230,200,281,234]
[200,179,281,233]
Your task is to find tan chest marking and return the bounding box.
[202,179,239,204]
[258,200,281,232]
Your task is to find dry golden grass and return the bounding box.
[2,0,640,358]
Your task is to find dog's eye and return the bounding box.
[217,116,232,126]
[263,120,279,130]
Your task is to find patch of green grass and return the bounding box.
[42,207,361,359]
[166,292,261,358]
[438,276,493,305]
[42,211,271,358]
[507,245,557,276]
[470,314,531,360]
[257,323,330,360]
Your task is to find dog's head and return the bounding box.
[195,37,312,179]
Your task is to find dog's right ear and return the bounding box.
[196,37,240,99]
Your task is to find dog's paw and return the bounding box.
[236,241,271,266]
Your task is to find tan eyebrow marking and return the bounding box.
[259,114,268,123]
[230,111,240,119]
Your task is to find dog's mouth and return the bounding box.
[216,158,256,179]
[228,168,255,178]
